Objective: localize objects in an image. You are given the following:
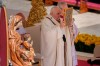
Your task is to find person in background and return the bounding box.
[57,2,78,66]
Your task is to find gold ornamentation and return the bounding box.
[26,0,47,27]
[8,15,35,66]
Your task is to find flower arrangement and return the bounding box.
[74,33,100,53]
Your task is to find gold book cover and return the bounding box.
[64,7,73,26]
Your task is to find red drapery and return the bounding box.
[0,6,8,66]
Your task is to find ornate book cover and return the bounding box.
[64,7,73,26]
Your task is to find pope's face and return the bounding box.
[53,8,61,22]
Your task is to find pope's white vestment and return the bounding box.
[41,15,78,66]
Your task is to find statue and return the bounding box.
[8,14,35,66]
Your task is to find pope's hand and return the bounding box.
[60,18,66,28]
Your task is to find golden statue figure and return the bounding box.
[8,14,35,66]
[26,0,47,27]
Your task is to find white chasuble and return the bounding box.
[66,23,78,66]
[41,15,78,66]
[65,26,73,66]
[41,15,64,66]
